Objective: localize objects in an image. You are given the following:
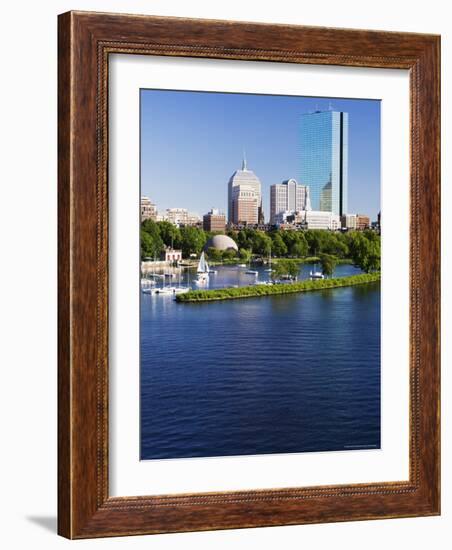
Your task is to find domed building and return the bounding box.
[203,234,238,252]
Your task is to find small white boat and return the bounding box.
[280,274,297,281]
[246,270,258,275]
[237,264,247,268]
[142,286,170,295]
[154,286,177,295]
[208,269,217,274]
[310,271,324,280]
[173,286,190,295]
[141,287,155,294]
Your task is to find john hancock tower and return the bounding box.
[299,109,348,216]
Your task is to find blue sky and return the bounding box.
[141,90,380,221]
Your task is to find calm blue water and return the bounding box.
[140,263,380,460]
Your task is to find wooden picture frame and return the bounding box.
[58,11,440,539]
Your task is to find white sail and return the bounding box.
[197,251,209,273]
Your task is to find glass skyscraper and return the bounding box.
[298,110,348,216]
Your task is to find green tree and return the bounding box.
[347,231,381,273]
[251,231,272,256]
[141,218,160,238]
[237,229,253,250]
[292,233,309,257]
[363,229,380,243]
[239,248,252,263]
[222,248,238,261]
[305,230,327,256]
[366,247,381,272]
[140,230,153,260]
[206,247,223,262]
[140,228,163,260]
[271,259,300,281]
[157,221,181,248]
[140,219,164,259]
[179,226,207,257]
[323,233,349,258]
[280,231,297,255]
[279,231,308,257]
[319,253,338,277]
[271,232,288,257]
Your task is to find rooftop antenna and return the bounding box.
[242,150,247,171]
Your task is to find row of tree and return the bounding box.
[140,220,380,273]
[232,227,379,262]
[141,220,208,259]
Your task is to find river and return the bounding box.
[140,263,381,460]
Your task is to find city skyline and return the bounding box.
[141,90,381,220]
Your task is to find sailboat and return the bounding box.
[195,251,210,285]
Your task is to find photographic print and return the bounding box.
[140,89,381,461]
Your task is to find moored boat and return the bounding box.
[141,278,156,288]
[309,271,324,280]
[173,286,190,294]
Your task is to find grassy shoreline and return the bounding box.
[176,273,381,303]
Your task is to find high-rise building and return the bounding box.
[141,196,157,221]
[231,185,259,225]
[299,110,348,216]
[203,209,226,232]
[269,178,311,224]
[228,155,263,225]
